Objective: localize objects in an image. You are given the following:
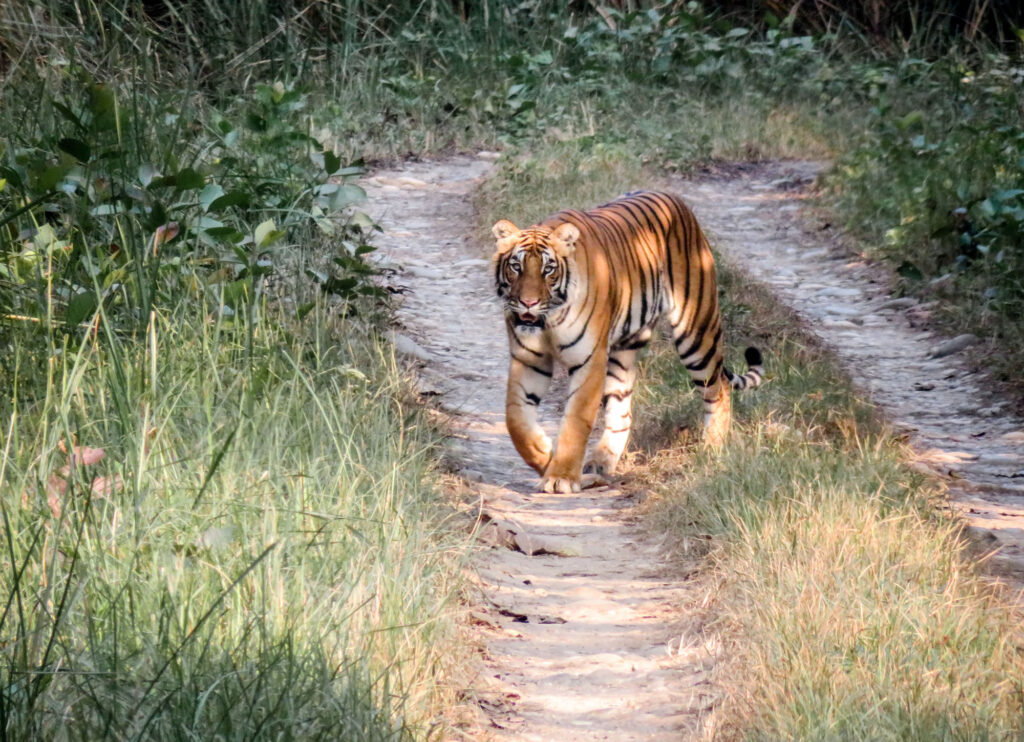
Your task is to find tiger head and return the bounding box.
[492,219,580,328]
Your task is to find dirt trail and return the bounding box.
[361,156,1024,739]
[677,162,1024,578]
[362,157,718,740]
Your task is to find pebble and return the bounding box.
[815,286,862,298]
[876,297,918,311]
[390,332,433,362]
[928,333,980,359]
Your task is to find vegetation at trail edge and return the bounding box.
[2,0,1023,738]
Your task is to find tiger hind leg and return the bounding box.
[583,348,639,477]
[672,320,732,447]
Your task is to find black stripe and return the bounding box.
[558,323,589,351]
[513,356,552,377]
[603,390,632,402]
[525,392,541,406]
[686,343,717,373]
[568,351,594,376]
[510,329,544,357]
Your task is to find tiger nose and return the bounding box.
[521,298,540,307]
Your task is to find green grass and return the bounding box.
[0,293,466,739]
[478,140,1024,740]
[1,5,474,733]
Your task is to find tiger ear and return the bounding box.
[492,219,520,255]
[551,222,580,257]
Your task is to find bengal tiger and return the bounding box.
[492,190,763,494]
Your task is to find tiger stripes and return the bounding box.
[492,190,763,494]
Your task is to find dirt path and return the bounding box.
[362,157,718,740]
[361,156,1024,739]
[676,162,1024,579]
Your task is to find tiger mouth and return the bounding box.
[513,311,546,328]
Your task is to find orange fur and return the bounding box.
[493,192,763,493]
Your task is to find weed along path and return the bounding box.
[677,162,1024,580]
[362,158,717,740]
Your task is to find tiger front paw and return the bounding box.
[520,434,553,475]
[540,475,581,494]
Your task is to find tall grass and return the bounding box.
[0,291,463,739]
[1,3,472,736]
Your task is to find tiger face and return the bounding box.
[492,220,580,328]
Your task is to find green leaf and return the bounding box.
[58,138,91,163]
[316,183,366,212]
[52,101,86,132]
[208,191,251,211]
[305,268,328,285]
[87,84,117,132]
[992,189,1024,202]
[175,167,205,191]
[898,111,923,129]
[245,113,267,132]
[66,291,98,325]
[896,261,924,281]
[348,211,376,231]
[254,219,285,248]
[205,226,245,243]
[32,165,68,192]
[323,150,341,175]
[221,279,251,307]
[296,301,316,320]
[199,183,225,212]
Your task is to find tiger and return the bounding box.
[492,190,763,494]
